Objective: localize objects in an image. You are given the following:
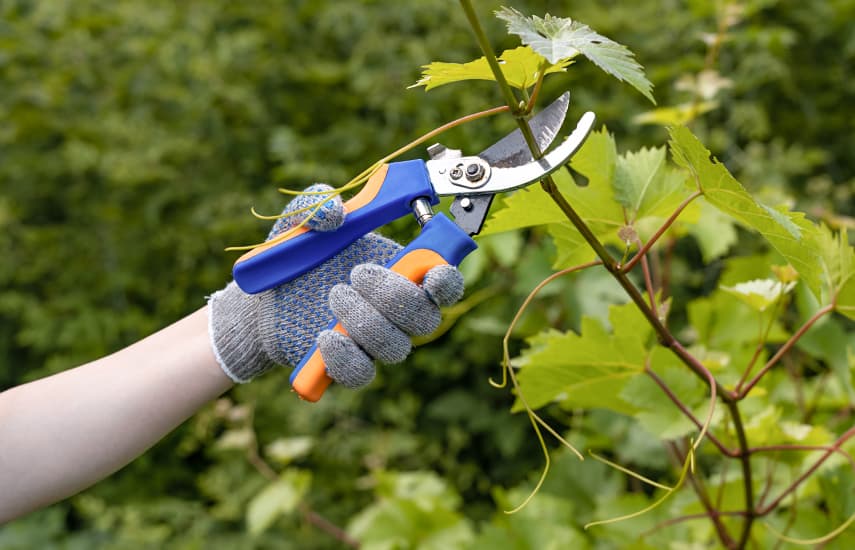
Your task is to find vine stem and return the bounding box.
[737,304,834,399]
[749,444,855,475]
[458,3,753,547]
[727,399,755,548]
[669,442,736,548]
[645,366,738,457]
[621,190,702,273]
[757,425,855,516]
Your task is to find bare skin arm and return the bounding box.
[0,306,234,523]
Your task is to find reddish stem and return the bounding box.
[644,510,748,537]
[738,305,834,399]
[749,444,855,475]
[621,191,702,273]
[668,442,736,548]
[757,425,855,516]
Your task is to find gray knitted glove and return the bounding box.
[208,184,465,388]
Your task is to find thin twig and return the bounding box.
[621,191,703,273]
[738,304,834,399]
[643,510,748,538]
[645,367,738,457]
[668,442,736,548]
[749,444,855,475]
[298,504,361,549]
[757,425,855,516]
[734,296,787,394]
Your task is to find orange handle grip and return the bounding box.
[291,248,449,402]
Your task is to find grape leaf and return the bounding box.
[410,46,572,91]
[481,127,623,235]
[668,126,822,297]
[496,7,655,104]
[815,223,855,318]
[620,348,706,440]
[548,222,601,269]
[613,146,690,223]
[246,469,311,535]
[514,303,650,412]
[687,199,739,262]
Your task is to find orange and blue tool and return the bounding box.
[233,93,596,401]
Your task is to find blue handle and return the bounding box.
[233,160,438,294]
[289,213,477,401]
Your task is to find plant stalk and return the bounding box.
[458,3,754,547]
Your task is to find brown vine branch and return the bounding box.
[645,366,738,457]
[734,298,785,395]
[457,4,753,547]
[726,399,755,548]
[749,444,855,476]
[668,442,736,548]
[244,406,360,548]
[737,304,834,399]
[757,425,855,516]
[643,510,748,538]
[621,190,703,273]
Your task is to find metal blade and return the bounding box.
[428,111,596,197]
[479,91,569,168]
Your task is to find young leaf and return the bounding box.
[612,146,689,223]
[620,348,706,440]
[669,126,822,297]
[410,46,571,91]
[514,303,650,412]
[496,7,655,103]
[815,223,855,318]
[687,199,739,262]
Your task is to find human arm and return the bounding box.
[0,306,232,523]
[0,185,464,523]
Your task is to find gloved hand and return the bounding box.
[208,184,464,389]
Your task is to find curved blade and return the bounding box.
[479,92,570,167]
[428,111,596,197]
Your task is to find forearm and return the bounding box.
[0,306,234,523]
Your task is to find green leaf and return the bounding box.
[246,469,311,536]
[410,46,571,91]
[668,126,822,297]
[482,127,623,235]
[633,102,718,126]
[620,348,707,440]
[496,7,655,103]
[687,198,739,262]
[815,223,855,318]
[265,436,314,465]
[348,471,474,550]
[514,303,650,412]
[547,222,604,269]
[612,146,689,223]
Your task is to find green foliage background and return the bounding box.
[1,0,853,548]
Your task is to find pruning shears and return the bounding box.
[233,93,596,401]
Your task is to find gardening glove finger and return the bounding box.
[318,262,464,389]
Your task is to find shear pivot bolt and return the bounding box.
[465,163,485,182]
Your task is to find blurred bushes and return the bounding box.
[1,0,853,548]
